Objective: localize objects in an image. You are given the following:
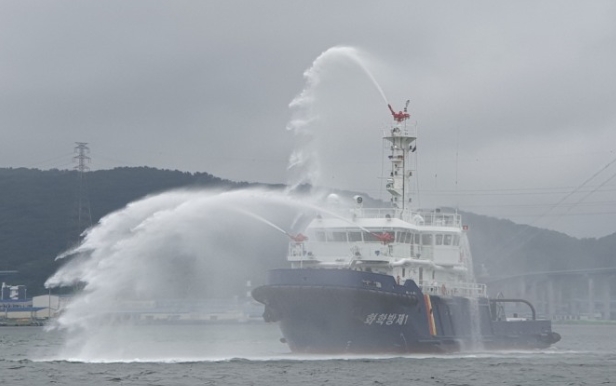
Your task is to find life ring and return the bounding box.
[440,284,447,296]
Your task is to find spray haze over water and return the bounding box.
[45,45,394,361]
[46,188,313,360]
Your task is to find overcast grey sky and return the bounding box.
[1,1,615,238]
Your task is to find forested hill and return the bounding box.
[461,212,615,279]
[0,167,614,295]
[0,167,251,294]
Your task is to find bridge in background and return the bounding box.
[482,267,616,321]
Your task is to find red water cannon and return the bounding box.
[375,232,394,244]
[289,233,308,243]
[388,100,411,123]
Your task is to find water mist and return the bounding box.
[45,188,315,361]
[44,45,390,362]
[286,45,389,192]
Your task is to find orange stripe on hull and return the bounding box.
[423,294,437,336]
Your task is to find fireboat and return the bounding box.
[252,101,561,353]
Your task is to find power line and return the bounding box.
[22,152,75,169]
[486,151,616,260]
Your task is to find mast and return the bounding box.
[384,101,416,213]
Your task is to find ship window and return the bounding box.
[334,232,347,242]
[444,234,452,246]
[327,231,347,242]
[421,234,432,246]
[363,231,380,242]
[363,231,394,242]
[348,231,362,242]
[402,268,406,277]
[315,232,325,242]
[415,233,420,244]
[397,231,410,243]
[405,232,413,244]
[454,235,460,246]
[435,234,443,246]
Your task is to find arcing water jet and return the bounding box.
[286,46,390,191]
[45,188,317,360]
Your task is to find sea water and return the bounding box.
[1,323,614,385]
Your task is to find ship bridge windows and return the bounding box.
[444,234,453,246]
[432,233,459,246]
[363,231,380,242]
[326,231,348,242]
[348,231,362,242]
[315,231,325,242]
[362,230,396,242]
[395,230,416,244]
[384,231,395,241]
[312,229,424,244]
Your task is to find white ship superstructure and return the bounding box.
[288,102,485,298]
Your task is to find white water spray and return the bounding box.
[45,188,316,361]
[459,236,485,351]
[288,46,388,115]
[286,46,389,191]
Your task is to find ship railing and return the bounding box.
[346,208,461,228]
[382,127,417,138]
[415,210,462,228]
[289,243,393,263]
[419,281,487,297]
[289,243,315,260]
[350,208,405,220]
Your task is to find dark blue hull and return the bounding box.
[252,269,560,354]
